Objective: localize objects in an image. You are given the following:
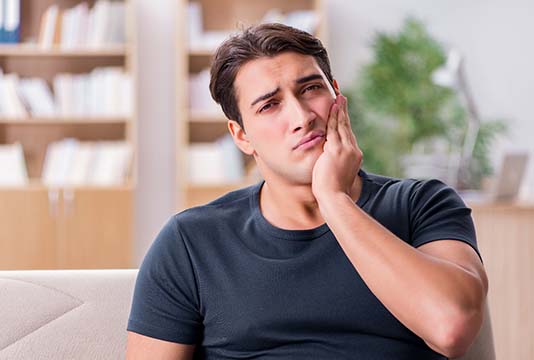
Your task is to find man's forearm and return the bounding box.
[317,192,485,356]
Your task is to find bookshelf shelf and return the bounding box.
[0,181,134,191]
[0,44,128,57]
[189,109,226,123]
[176,0,327,210]
[0,117,129,124]
[188,49,215,57]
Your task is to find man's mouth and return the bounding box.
[293,131,326,150]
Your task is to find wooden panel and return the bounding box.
[0,188,57,269]
[197,0,315,31]
[57,188,133,269]
[0,56,125,85]
[470,205,534,360]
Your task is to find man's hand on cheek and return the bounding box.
[312,93,363,203]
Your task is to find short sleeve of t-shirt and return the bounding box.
[409,178,482,262]
[127,215,202,344]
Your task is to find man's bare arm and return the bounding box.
[126,331,196,360]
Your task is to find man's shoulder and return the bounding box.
[362,169,457,207]
[174,182,259,226]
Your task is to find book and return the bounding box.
[0,142,28,186]
[17,78,56,117]
[3,0,19,43]
[87,141,132,185]
[42,139,132,186]
[0,72,28,117]
[41,138,78,186]
[188,134,244,185]
[38,5,59,48]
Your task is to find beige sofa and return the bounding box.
[0,270,495,359]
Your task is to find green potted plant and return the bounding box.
[347,17,507,190]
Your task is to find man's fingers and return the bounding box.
[326,103,341,144]
[337,96,356,146]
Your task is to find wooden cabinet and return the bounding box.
[0,0,137,269]
[176,0,328,210]
[0,187,57,269]
[470,202,534,360]
[0,186,132,269]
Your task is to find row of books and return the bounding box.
[188,68,221,114]
[0,67,132,118]
[38,1,126,49]
[188,134,245,185]
[0,139,132,186]
[0,0,20,43]
[187,2,319,52]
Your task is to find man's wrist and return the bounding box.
[316,191,354,219]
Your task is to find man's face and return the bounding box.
[231,52,336,185]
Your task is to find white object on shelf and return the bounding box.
[88,141,132,185]
[188,134,244,185]
[38,5,59,49]
[18,77,57,116]
[0,72,28,117]
[42,139,132,186]
[188,68,220,113]
[0,142,28,186]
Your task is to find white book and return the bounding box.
[109,1,125,44]
[102,67,121,115]
[42,138,79,186]
[54,73,74,116]
[88,0,111,47]
[88,141,131,185]
[216,134,244,183]
[72,74,86,116]
[17,78,56,117]
[188,143,226,185]
[60,6,73,48]
[187,2,203,48]
[38,5,59,49]
[65,142,93,185]
[0,142,28,186]
[119,72,132,116]
[75,2,90,47]
[1,73,28,117]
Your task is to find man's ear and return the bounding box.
[333,79,341,95]
[228,120,255,156]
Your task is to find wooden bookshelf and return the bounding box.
[0,0,137,270]
[176,0,328,210]
[0,44,128,57]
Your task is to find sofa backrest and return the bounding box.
[0,269,137,360]
[0,269,495,359]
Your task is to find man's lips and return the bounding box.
[293,131,326,150]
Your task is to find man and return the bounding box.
[126,23,488,359]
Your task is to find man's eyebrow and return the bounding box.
[251,87,280,107]
[295,73,325,84]
[249,74,326,108]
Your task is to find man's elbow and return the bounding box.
[432,308,484,358]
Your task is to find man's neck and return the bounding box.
[259,173,363,231]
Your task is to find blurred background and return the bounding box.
[0,1,532,358]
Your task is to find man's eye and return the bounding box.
[303,84,322,93]
[259,102,276,113]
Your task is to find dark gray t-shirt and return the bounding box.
[127,169,480,359]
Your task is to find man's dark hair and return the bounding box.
[209,22,334,129]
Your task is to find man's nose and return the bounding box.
[288,97,316,133]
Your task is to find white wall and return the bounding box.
[133,0,534,264]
